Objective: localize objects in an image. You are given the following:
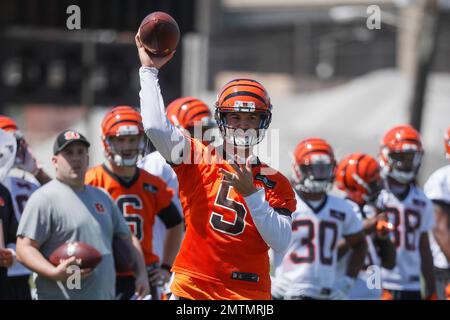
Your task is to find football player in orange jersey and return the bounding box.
[85,106,183,300]
[138,96,215,298]
[136,34,296,300]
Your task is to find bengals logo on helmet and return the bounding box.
[166,97,212,129]
[336,153,381,205]
[0,196,4,207]
[215,78,272,113]
[64,131,81,141]
[101,106,144,138]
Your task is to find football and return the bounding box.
[49,241,102,269]
[113,235,136,273]
[138,11,180,57]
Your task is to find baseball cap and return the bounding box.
[53,129,90,155]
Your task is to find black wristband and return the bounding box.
[160,263,172,272]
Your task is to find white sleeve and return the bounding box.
[244,189,292,253]
[424,168,450,203]
[161,162,183,215]
[139,66,186,163]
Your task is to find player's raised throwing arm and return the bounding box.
[136,34,186,163]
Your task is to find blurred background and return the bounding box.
[0,0,449,185]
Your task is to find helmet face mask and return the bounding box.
[215,110,271,148]
[106,134,145,167]
[101,106,145,167]
[362,178,382,204]
[294,162,335,194]
[292,138,336,195]
[379,125,423,185]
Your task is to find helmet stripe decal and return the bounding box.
[221,91,268,108]
[219,83,266,98]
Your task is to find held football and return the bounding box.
[49,241,102,269]
[138,11,180,57]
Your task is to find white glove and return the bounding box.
[329,276,355,300]
[270,276,286,300]
[15,141,41,175]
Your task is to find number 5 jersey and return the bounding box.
[170,138,297,300]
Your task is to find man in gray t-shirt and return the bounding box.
[16,130,149,300]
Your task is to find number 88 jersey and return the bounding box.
[272,193,363,300]
[377,185,435,291]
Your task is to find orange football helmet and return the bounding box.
[379,125,423,184]
[166,97,215,144]
[101,106,145,166]
[215,78,272,147]
[445,127,450,160]
[292,137,336,194]
[166,97,213,130]
[0,115,19,133]
[336,153,382,205]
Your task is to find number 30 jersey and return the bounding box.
[377,185,435,291]
[272,194,363,299]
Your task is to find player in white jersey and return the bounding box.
[0,116,49,299]
[1,176,38,300]
[0,115,51,185]
[423,126,450,300]
[272,138,367,300]
[335,153,396,300]
[377,124,436,300]
[139,147,182,261]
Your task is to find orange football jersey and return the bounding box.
[85,164,173,266]
[171,138,296,300]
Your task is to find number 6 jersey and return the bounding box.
[272,193,363,299]
[377,185,435,291]
[85,164,174,267]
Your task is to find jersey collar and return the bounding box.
[102,164,140,189]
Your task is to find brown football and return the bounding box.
[49,241,102,269]
[138,11,180,57]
